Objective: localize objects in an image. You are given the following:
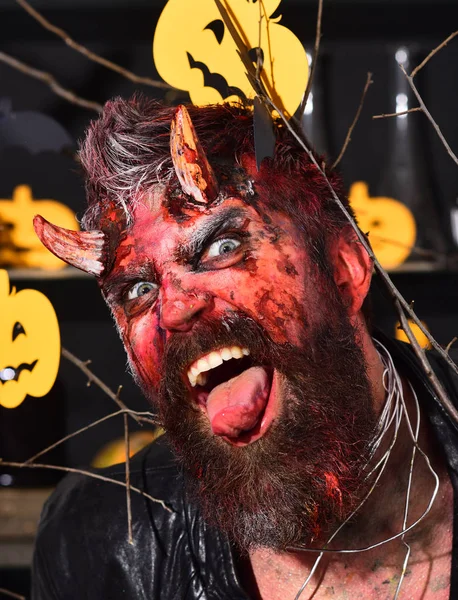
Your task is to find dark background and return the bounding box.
[0,0,457,463]
[1,0,457,466]
[0,0,458,592]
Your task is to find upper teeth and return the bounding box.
[187,346,250,387]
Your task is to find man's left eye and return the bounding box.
[206,237,241,258]
[127,281,158,300]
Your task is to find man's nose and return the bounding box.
[159,290,213,332]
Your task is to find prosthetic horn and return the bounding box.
[33,215,106,276]
[170,105,219,206]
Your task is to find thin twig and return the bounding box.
[373,107,422,120]
[124,414,134,545]
[395,299,458,421]
[0,589,25,600]
[399,63,458,167]
[62,347,144,424]
[410,30,458,78]
[0,51,102,113]
[23,409,160,465]
[264,95,458,425]
[255,0,264,82]
[0,460,173,513]
[446,337,457,354]
[332,72,373,168]
[14,0,171,91]
[298,0,323,119]
[364,235,447,260]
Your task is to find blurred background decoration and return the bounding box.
[1,0,458,595]
[0,184,79,269]
[153,0,309,117]
[0,100,81,270]
[0,269,60,410]
[91,428,164,469]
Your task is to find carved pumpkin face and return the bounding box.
[0,184,79,270]
[349,181,417,270]
[0,269,60,409]
[153,0,309,118]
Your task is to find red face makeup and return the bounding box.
[101,190,322,446]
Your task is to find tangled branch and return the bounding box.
[0,51,102,113]
[266,95,458,425]
[0,589,25,600]
[61,347,158,426]
[14,0,172,91]
[297,0,323,120]
[372,30,458,167]
[124,414,133,545]
[23,409,160,466]
[332,72,373,168]
[0,460,172,512]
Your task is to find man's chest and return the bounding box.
[247,546,452,600]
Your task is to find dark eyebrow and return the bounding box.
[101,263,157,298]
[174,207,249,264]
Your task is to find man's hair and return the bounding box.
[79,95,357,276]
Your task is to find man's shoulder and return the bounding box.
[32,436,210,598]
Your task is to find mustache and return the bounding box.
[160,310,288,378]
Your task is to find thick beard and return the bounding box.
[141,297,377,552]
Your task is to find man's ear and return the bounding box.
[333,225,373,316]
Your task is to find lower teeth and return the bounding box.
[196,372,208,386]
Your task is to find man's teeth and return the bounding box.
[187,346,250,387]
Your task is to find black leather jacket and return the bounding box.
[31,338,458,599]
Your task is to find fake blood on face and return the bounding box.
[101,194,319,446]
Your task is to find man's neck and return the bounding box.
[244,376,454,600]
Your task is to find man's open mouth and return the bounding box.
[186,346,279,446]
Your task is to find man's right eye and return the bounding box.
[127,282,158,300]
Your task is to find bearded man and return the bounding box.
[32,97,458,600]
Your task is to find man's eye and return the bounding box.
[206,237,241,258]
[127,282,158,300]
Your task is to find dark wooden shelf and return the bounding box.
[0,487,53,567]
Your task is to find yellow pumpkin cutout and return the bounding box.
[153,0,309,118]
[91,429,165,469]
[395,319,431,350]
[349,182,417,271]
[0,269,60,409]
[0,184,79,270]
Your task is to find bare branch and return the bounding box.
[395,299,458,423]
[124,414,134,545]
[446,337,457,354]
[14,0,172,90]
[0,51,102,113]
[399,63,458,167]
[62,347,146,424]
[0,460,173,513]
[298,0,323,119]
[367,235,448,261]
[410,30,458,78]
[264,95,458,425]
[332,72,373,169]
[0,589,25,600]
[23,409,160,465]
[373,107,422,120]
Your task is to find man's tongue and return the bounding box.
[205,366,270,437]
